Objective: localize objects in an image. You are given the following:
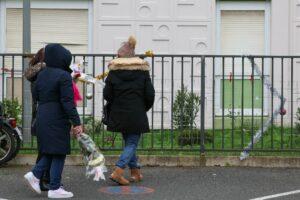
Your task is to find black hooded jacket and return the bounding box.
[103,57,155,134]
[33,44,80,155]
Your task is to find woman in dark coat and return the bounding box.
[24,44,82,199]
[25,48,50,191]
[104,36,155,185]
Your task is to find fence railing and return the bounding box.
[1,54,300,154]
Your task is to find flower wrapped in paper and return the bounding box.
[72,71,108,86]
[76,133,107,181]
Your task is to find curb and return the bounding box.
[7,154,300,168]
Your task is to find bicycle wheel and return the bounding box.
[7,132,21,161]
[0,126,16,165]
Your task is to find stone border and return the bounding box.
[6,154,300,168]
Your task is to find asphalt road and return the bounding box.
[0,165,300,200]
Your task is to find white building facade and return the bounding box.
[0,0,299,128]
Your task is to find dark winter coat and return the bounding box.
[103,57,155,134]
[33,44,80,155]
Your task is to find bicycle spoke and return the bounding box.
[0,134,7,142]
[0,147,7,156]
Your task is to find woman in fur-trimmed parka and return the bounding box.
[103,36,155,185]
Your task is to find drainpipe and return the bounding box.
[22,0,31,142]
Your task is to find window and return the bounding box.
[216,1,270,115]
[221,79,263,109]
[216,1,270,55]
[6,76,23,102]
[6,8,89,54]
[221,10,265,55]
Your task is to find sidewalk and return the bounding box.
[10,154,300,168]
[1,165,300,200]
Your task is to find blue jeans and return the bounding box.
[116,133,140,169]
[32,154,66,190]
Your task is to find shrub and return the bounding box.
[178,129,213,146]
[1,98,22,123]
[173,86,204,145]
[173,86,201,130]
[295,107,300,134]
[83,116,103,135]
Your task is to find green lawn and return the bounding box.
[20,124,300,156]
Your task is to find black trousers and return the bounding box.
[36,142,50,184]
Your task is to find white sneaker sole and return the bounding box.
[48,194,74,199]
[24,174,41,194]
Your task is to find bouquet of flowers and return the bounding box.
[76,133,107,181]
[77,72,108,85]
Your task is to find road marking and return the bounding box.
[250,190,300,200]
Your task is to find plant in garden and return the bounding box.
[83,116,103,135]
[226,108,241,128]
[173,86,200,130]
[172,86,211,146]
[295,107,300,134]
[227,109,261,132]
[83,117,118,147]
[1,98,22,123]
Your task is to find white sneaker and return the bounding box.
[24,172,41,194]
[48,187,74,199]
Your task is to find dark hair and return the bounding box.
[29,48,45,66]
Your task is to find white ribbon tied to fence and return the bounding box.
[240,56,286,160]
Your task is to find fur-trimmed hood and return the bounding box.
[108,57,149,71]
[25,62,46,82]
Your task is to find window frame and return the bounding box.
[216,1,271,55]
[215,1,271,116]
[4,70,23,101]
[215,75,269,116]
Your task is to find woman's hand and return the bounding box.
[72,125,83,137]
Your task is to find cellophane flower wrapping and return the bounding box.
[77,133,107,181]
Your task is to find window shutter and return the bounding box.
[221,10,265,75]
[6,9,88,54]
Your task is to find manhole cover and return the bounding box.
[99,186,154,195]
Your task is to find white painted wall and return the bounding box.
[271,0,290,55]
[93,0,214,54]
[290,0,300,125]
[93,0,216,128]
[265,0,300,125]
[0,0,5,101]
[1,0,299,128]
[0,0,6,53]
[292,0,300,55]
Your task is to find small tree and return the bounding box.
[173,87,206,146]
[173,87,201,130]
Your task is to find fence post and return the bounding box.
[200,56,206,161]
[22,0,32,142]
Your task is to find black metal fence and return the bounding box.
[1,54,300,153]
